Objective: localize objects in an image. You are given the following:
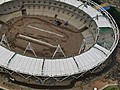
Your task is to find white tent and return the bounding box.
[0,0,12,5]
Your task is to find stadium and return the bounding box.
[0,0,119,89]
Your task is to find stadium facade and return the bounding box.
[0,0,119,88]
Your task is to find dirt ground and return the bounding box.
[89,78,117,89]
[116,47,120,63]
[0,16,83,58]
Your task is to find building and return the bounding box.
[0,0,119,89]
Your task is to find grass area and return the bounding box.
[103,85,120,90]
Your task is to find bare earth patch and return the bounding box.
[0,16,83,58]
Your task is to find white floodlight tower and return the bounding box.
[0,34,10,49]
[78,39,86,54]
[23,42,37,57]
[52,44,66,58]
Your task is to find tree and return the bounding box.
[107,7,120,29]
[92,0,101,5]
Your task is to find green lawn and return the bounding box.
[103,85,120,90]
